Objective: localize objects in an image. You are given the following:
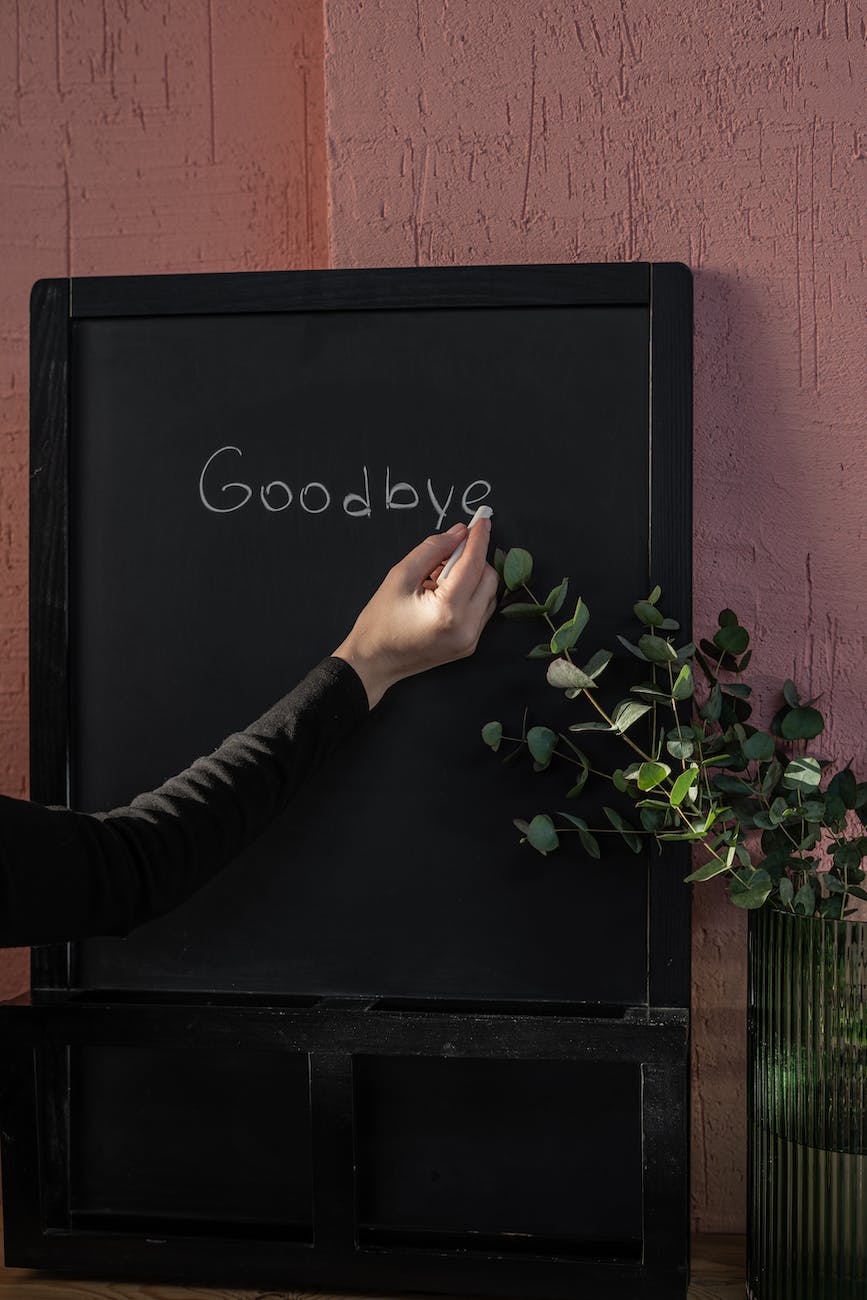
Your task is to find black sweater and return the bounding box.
[0,656,370,949]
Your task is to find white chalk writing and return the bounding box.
[199,446,492,525]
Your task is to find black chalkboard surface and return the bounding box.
[10,264,693,1296]
[70,297,653,1000]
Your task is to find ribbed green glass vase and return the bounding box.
[748,908,866,1299]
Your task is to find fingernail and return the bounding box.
[447,522,465,534]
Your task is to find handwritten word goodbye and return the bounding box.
[198,446,492,530]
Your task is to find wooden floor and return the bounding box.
[0,1233,745,1299]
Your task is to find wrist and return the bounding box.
[331,637,396,710]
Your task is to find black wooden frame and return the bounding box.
[3,262,694,1297]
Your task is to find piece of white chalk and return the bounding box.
[435,505,494,584]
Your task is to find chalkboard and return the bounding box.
[31,262,692,1004]
[14,263,693,1295]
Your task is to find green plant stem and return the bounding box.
[498,734,613,782]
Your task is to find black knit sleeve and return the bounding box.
[0,656,370,948]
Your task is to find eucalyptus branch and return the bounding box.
[485,551,867,916]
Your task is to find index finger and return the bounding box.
[437,516,492,595]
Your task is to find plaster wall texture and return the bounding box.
[323,0,866,1232]
[0,0,327,1001]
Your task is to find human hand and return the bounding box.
[332,518,498,709]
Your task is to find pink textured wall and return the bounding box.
[0,0,328,1001]
[323,0,866,1231]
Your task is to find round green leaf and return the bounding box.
[718,608,738,627]
[827,767,857,808]
[666,735,694,761]
[782,756,822,791]
[794,882,816,916]
[634,600,664,627]
[527,642,554,659]
[729,868,772,909]
[527,726,557,768]
[503,547,533,591]
[638,633,678,664]
[526,814,559,855]
[714,623,749,656]
[780,706,824,741]
[743,731,775,762]
[637,761,671,791]
[481,721,503,751]
[546,659,597,691]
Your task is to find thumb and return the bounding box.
[400,524,467,586]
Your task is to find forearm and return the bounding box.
[0,656,369,947]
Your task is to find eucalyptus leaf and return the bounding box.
[503,547,533,591]
[781,706,824,741]
[714,623,750,656]
[568,720,613,733]
[782,756,822,791]
[671,663,694,700]
[670,765,699,807]
[783,679,800,708]
[778,876,794,905]
[481,721,503,751]
[544,577,569,615]
[556,810,588,829]
[617,635,649,661]
[550,598,589,653]
[526,813,559,854]
[578,828,601,859]
[761,759,783,797]
[729,867,772,909]
[634,601,664,627]
[493,547,506,580]
[527,642,554,659]
[583,648,613,679]
[501,601,547,620]
[640,806,667,832]
[526,726,557,768]
[794,882,816,916]
[743,731,775,762]
[637,761,671,791]
[639,633,678,664]
[699,683,723,722]
[684,855,733,883]
[602,806,643,853]
[546,659,597,691]
[647,585,662,605]
[666,735,695,761]
[611,699,652,734]
[718,609,738,627]
[827,767,857,808]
